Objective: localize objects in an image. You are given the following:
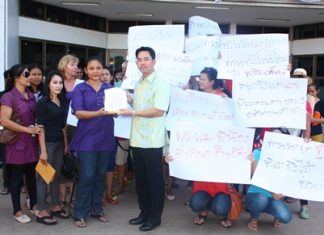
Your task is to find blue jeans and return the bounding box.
[190,191,231,218]
[73,151,112,219]
[246,193,292,223]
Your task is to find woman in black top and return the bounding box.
[35,70,69,225]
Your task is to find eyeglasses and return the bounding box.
[22,71,30,78]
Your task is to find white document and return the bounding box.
[114,115,132,139]
[218,34,290,79]
[166,87,235,130]
[232,77,307,129]
[104,88,127,112]
[188,16,222,38]
[169,122,254,184]
[66,79,83,126]
[251,132,324,202]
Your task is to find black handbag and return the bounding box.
[61,153,78,180]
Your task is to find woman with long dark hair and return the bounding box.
[0,64,44,223]
[35,70,69,225]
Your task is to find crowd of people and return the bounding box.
[0,46,320,232]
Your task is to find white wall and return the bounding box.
[19,17,107,48]
[107,33,128,50]
[292,38,324,55]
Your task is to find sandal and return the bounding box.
[272,218,284,228]
[51,209,69,219]
[75,218,87,228]
[220,217,232,228]
[58,201,66,208]
[248,218,258,231]
[194,212,208,225]
[90,213,109,223]
[36,215,58,225]
[105,196,119,205]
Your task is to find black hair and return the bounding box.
[200,67,224,90]
[83,56,103,80]
[27,63,44,93]
[4,64,28,92]
[135,47,156,60]
[43,70,66,104]
[308,80,320,91]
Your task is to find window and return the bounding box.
[46,43,66,69]
[316,56,324,77]
[137,21,165,26]
[316,24,324,37]
[20,0,45,20]
[263,27,289,34]
[219,24,229,34]
[21,40,43,65]
[108,21,137,33]
[68,45,86,67]
[88,48,106,64]
[46,5,67,24]
[294,25,316,39]
[68,10,87,28]
[237,25,262,34]
[88,15,106,32]
[292,56,313,77]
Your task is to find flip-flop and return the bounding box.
[75,218,87,228]
[220,217,232,228]
[248,218,258,231]
[194,213,208,225]
[36,216,58,225]
[51,209,69,219]
[91,213,109,222]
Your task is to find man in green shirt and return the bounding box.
[120,47,171,232]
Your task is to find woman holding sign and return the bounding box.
[246,147,292,231]
[69,57,115,228]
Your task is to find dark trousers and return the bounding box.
[9,162,37,215]
[132,147,165,225]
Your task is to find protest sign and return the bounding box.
[186,35,222,76]
[169,122,254,184]
[251,131,324,202]
[232,77,307,129]
[166,87,235,130]
[123,25,185,89]
[188,15,222,38]
[218,34,290,79]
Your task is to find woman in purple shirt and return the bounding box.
[0,64,44,224]
[70,57,115,228]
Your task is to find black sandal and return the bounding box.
[36,215,58,225]
[194,213,208,225]
[51,209,69,219]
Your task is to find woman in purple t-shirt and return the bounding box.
[0,64,44,224]
[69,57,116,228]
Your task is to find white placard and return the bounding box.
[104,88,127,112]
[186,35,222,76]
[251,132,324,202]
[114,115,132,139]
[166,87,235,130]
[124,25,185,89]
[188,15,222,38]
[169,122,254,184]
[66,79,83,126]
[233,77,307,129]
[218,34,290,79]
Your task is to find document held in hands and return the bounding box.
[35,160,56,184]
[104,88,128,112]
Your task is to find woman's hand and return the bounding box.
[30,124,44,135]
[247,153,254,162]
[272,193,284,200]
[39,151,48,165]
